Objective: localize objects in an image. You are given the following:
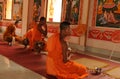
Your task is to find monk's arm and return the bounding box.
[39,24,47,37]
[62,42,69,63]
[43,25,47,37]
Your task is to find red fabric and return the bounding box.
[24,23,43,49]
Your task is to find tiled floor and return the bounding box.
[0,55,47,79]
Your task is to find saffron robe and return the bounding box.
[46,33,88,79]
[3,24,21,42]
[25,23,43,49]
[24,28,33,49]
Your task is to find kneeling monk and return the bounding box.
[46,21,88,79]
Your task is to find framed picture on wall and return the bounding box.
[65,0,80,25]
[96,0,120,28]
[0,2,3,20]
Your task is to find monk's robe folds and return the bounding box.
[25,24,43,49]
[47,33,88,79]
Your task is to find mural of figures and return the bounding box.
[0,3,3,20]
[33,0,41,22]
[65,0,80,25]
[13,0,23,21]
[96,0,120,28]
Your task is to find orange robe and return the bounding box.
[46,33,88,79]
[25,23,43,49]
[3,24,21,42]
[24,28,33,49]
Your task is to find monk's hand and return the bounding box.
[41,26,46,31]
[67,47,72,56]
[68,47,75,53]
[67,47,74,59]
[68,47,72,52]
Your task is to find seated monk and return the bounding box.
[32,17,47,53]
[3,23,22,46]
[46,21,88,79]
[37,17,47,38]
[24,17,47,53]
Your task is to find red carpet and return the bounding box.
[0,41,57,79]
[1,41,120,79]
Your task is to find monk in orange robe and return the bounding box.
[24,17,47,51]
[3,23,22,45]
[31,17,47,50]
[46,21,88,79]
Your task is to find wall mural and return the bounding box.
[47,0,86,37]
[33,0,41,22]
[88,0,120,41]
[13,0,23,21]
[96,0,120,28]
[65,0,80,25]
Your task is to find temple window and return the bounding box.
[46,0,63,22]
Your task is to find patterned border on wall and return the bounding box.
[48,24,87,37]
[88,28,114,41]
[0,21,86,37]
[0,21,22,28]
